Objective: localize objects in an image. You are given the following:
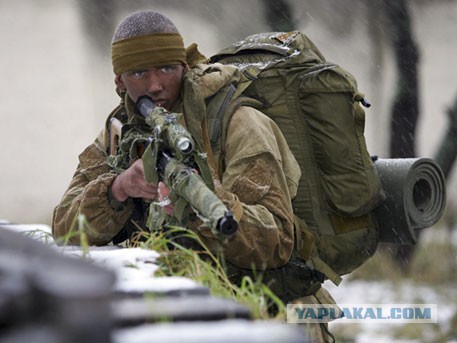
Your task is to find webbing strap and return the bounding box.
[294,215,341,285]
[309,255,342,286]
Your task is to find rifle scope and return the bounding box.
[134,95,194,156]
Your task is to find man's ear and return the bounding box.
[114,75,126,91]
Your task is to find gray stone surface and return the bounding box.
[0,226,306,342]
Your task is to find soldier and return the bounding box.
[53,10,336,342]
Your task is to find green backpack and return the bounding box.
[208,31,386,284]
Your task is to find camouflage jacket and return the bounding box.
[52,63,301,270]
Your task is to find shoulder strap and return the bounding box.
[219,96,264,153]
[206,83,263,178]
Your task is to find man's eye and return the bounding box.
[159,65,176,73]
[131,70,146,78]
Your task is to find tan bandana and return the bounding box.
[111,33,187,74]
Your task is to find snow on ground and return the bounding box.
[0,223,204,295]
[3,222,456,342]
[325,226,457,342]
[64,245,205,294]
[326,278,456,342]
[113,319,304,343]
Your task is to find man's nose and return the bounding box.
[146,74,163,94]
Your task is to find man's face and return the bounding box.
[116,64,187,111]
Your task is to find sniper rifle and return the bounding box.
[110,95,238,239]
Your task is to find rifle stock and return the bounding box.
[109,117,123,156]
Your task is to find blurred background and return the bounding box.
[1,1,457,341]
[1,0,456,226]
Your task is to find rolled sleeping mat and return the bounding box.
[373,158,446,244]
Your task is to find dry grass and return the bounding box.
[348,223,457,285]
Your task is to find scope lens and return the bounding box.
[177,137,193,154]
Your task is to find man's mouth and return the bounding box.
[153,100,166,108]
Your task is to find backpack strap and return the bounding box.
[206,81,263,178]
[294,215,342,285]
[215,95,264,178]
[219,96,265,154]
[209,84,237,148]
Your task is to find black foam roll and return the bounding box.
[373,158,446,244]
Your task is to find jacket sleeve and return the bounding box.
[198,106,301,269]
[52,132,134,245]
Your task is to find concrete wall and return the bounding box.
[1,0,456,225]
